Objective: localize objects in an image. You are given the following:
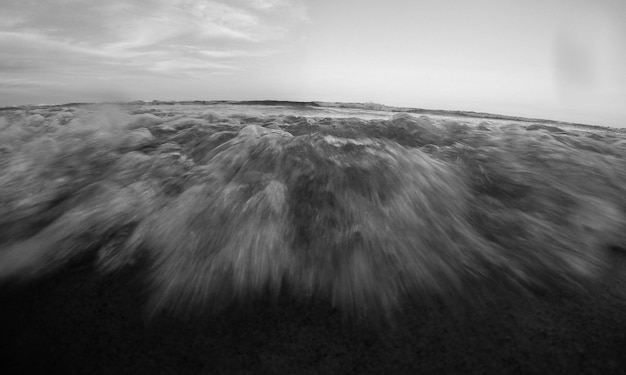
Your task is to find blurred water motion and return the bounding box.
[0,103,625,319]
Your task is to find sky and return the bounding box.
[0,0,625,127]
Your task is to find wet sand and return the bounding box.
[3,247,625,375]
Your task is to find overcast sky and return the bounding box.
[1,0,624,127]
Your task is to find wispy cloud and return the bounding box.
[0,0,308,89]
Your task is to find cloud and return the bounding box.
[0,0,308,89]
[248,0,287,10]
[148,58,240,76]
[0,78,60,90]
[1,0,308,45]
[105,1,265,46]
[0,31,153,79]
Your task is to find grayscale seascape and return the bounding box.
[2,1,625,374]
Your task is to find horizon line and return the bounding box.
[0,99,616,130]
